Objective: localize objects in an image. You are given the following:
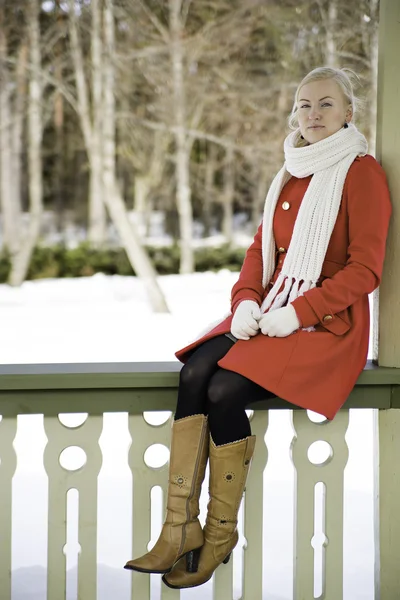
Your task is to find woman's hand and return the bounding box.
[259,305,300,337]
[231,300,261,340]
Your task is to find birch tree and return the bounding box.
[68,0,169,312]
[9,0,43,286]
[53,0,66,229]
[0,6,25,258]
[221,144,235,245]
[133,132,169,235]
[89,0,106,244]
[317,0,339,67]
[102,0,169,311]
[203,142,218,237]
[168,0,194,273]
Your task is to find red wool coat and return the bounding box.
[175,155,392,420]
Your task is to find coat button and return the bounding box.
[282,201,290,210]
[322,314,333,322]
[278,247,286,253]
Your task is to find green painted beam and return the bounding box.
[0,362,181,390]
[0,360,398,416]
[0,360,399,391]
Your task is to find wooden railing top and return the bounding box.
[0,360,399,416]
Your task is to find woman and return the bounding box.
[124,67,392,589]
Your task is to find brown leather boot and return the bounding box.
[124,414,209,574]
[162,434,256,588]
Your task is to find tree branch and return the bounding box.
[67,0,92,148]
[136,0,170,44]
[118,113,274,156]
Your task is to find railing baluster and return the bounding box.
[128,414,172,600]
[0,417,17,600]
[43,415,103,600]
[292,409,349,600]
[242,411,269,599]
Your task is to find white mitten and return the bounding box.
[231,300,261,341]
[259,305,300,338]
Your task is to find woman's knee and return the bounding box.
[207,372,234,408]
[179,361,208,389]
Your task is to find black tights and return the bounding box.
[174,335,276,445]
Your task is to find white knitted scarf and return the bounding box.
[259,123,368,318]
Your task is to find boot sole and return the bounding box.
[161,552,231,589]
[162,573,214,589]
[123,547,203,575]
[124,564,171,575]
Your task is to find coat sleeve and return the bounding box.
[230,222,265,313]
[291,157,392,328]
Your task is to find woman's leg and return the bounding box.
[174,335,235,420]
[206,368,275,445]
[163,368,274,589]
[125,335,235,575]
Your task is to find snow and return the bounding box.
[0,271,237,363]
[0,270,374,363]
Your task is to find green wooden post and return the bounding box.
[375,1,400,598]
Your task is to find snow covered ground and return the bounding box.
[0,270,374,363]
[0,271,237,364]
[1,273,376,599]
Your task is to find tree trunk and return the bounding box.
[89,0,106,245]
[252,163,270,231]
[12,42,28,228]
[222,144,234,245]
[133,131,169,237]
[53,0,65,232]
[68,0,105,245]
[9,0,43,286]
[169,0,194,274]
[102,0,169,312]
[203,142,217,237]
[89,143,106,244]
[318,0,338,67]
[134,174,152,235]
[68,0,169,312]
[0,12,19,255]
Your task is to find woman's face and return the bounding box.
[296,78,352,144]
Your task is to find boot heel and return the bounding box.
[186,547,201,573]
[222,552,231,565]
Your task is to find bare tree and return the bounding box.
[221,144,235,245]
[203,142,218,237]
[9,0,43,286]
[53,0,66,230]
[89,0,106,244]
[102,0,169,311]
[0,6,24,258]
[317,0,339,67]
[168,0,194,273]
[68,0,169,312]
[12,42,28,229]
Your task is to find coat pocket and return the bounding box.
[316,260,351,335]
[317,307,351,336]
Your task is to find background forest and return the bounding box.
[0,0,379,310]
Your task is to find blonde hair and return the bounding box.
[288,67,362,131]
